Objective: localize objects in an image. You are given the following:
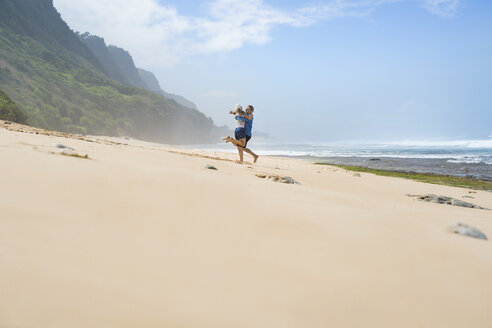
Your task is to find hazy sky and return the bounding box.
[53,0,492,142]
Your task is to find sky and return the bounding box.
[53,0,492,142]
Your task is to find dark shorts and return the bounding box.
[235,128,246,140]
[244,135,251,148]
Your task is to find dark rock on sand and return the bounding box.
[407,194,488,210]
[55,144,74,150]
[447,223,487,240]
[205,165,217,170]
[369,158,381,161]
[277,176,300,184]
[256,174,300,185]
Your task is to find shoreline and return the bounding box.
[2,121,492,327]
[2,118,491,190]
[179,144,492,181]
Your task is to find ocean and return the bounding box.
[184,138,492,180]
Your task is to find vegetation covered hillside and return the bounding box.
[0,89,27,124]
[0,0,217,143]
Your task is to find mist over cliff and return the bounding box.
[0,0,219,143]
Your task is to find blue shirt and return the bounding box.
[236,116,253,136]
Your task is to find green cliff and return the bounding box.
[0,0,217,143]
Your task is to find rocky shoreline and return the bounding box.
[313,156,492,181]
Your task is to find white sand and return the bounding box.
[1,121,491,327]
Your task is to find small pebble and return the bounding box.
[55,144,74,150]
[205,165,217,170]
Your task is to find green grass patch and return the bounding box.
[315,163,492,191]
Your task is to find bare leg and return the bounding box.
[236,138,246,161]
[244,148,259,163]
[224,137,246,148]
[238,148,244,162]
[236,146,259,163]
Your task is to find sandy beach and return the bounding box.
[1,120,492,328]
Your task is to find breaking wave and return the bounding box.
[186,138,492,165]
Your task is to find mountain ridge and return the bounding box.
[137,68,198,110]
[0,0,218,143]
[78,32,199,110]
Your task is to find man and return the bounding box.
[237,105,258,163]
[222,105,259,163]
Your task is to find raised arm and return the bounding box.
[235,116,248,122]
[233,113,252,120]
